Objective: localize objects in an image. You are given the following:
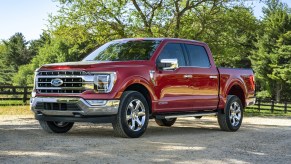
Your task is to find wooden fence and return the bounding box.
[0,86,33,106]
[247,98,291,113]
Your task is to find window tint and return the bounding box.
[157,43,186,66]
[185,44,210,67]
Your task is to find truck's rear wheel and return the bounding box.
[155,118,176,127]
[39,121,74,133]
[112,91,149,138]
[218,95,243,131]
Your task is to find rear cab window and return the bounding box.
[184,44,211,68]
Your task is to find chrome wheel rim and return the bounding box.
[53,122,69,127]
[229,101,241,127]
[126,99,146,131]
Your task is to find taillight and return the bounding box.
[249,75,255,90]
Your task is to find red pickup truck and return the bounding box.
[31,38,255,138]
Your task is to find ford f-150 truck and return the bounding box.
[31,38,255,138]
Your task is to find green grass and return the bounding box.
[0,100,29,106]
[0,105,33,115]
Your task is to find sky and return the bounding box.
[0,0,291,41]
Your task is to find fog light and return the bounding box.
[86,100,107,106]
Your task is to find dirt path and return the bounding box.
[0,115,290,164]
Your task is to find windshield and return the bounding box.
[83,40,161,61]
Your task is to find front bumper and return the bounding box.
[31,97,120,118]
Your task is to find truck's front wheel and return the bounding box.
[39,121,74,133]
[112,91,149,138]
[218,95,243,131]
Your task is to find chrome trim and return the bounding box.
[179,66,211,68]
[209,75,218,79]
[31,97,119,116]
[36,71,95,94]
[160,59,178,70]
[149,70,156,86]
[183,74,192,78]
[246,97,256,106]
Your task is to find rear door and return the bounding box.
[183,43,219,110]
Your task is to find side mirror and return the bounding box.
[157,59,178,70]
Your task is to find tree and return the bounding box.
[269,31,291,101]
[251,0,291,101]
[2,33,34,70]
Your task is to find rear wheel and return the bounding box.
[194,116,202,119]
[155,118,177,127]
[112,91,149,138]
[39,121,74,133]
[218,95,243,131]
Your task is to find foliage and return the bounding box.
[251,0,291,101]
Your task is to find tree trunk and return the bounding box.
[275,82,282,102]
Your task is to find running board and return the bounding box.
[155,111,217,119]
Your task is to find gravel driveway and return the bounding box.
[0,115,290,164]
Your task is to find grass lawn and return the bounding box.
[0,105,33,115]
[0,100,29,106]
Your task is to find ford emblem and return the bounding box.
[51,78,63,87]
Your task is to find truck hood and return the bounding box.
[40,61,152,71]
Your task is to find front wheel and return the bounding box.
[217,95,243,131]
[39,121,74,133]
[112,91,149,138]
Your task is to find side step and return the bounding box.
[155,111,217,119]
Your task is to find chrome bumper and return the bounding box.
[246,97,256,106]
[31,97,119,116]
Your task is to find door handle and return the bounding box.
[184,75,192,78]
[209,75,218,79]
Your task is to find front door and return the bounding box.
[155,42,195,112]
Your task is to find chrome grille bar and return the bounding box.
[36,71,94,94]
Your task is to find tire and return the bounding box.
[155,118,177,127]
[112,91,149,138]
[194,116,202,119]
[39,121,74,133]
[218,95,243,132]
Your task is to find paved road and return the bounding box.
[0,115,290,164]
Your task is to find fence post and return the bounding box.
[284,101,288,114]
[257,99,261,112]
[271,100,274,113]
[23,86,27,104]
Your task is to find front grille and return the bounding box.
[35,102,81,111]
[38,71,90,76]
[36,71,93,94]
[38,77,83,88]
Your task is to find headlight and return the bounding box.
[93,72,116,93]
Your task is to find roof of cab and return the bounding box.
[112,38,206,44]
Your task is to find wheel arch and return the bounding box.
[124,83,152,114]
[226,83,246,108]
[119,77,156,115]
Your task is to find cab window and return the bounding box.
[185,44,210,67]
[157,43,186,66]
